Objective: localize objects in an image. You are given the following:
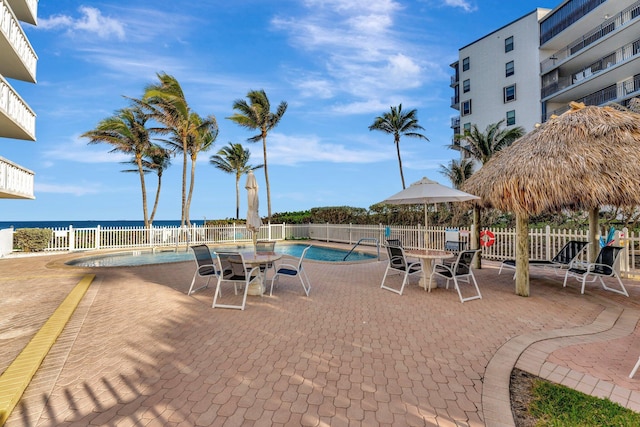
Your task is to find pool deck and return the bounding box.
[2,243,640,426]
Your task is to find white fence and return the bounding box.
[7,223,640,276]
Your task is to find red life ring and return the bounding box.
[480,230,495,247]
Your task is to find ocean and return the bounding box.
[0,220,205,229]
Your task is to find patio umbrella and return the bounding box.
[463,102,640,296]
[245,170,262,252]
[381,177,480,245]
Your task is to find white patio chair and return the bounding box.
[270,245,312,296]
[213,252,261,310]
[380,245,422,295]
[429,249,482,303]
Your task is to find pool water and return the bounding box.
[66,243,376,267]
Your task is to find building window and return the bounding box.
[461,100,472,116]
[505,61,514,77]
[463,122,471,132]
[504,84,516,103]
[462,57,470,71]
[506,110,516,126]
[505,36,514,53]
[463,79,470,93]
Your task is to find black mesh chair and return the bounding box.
[380,245,422,295]
[188,245,218,295]
[563,245,628,296]
[429,250,481,303]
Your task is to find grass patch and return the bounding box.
[529,379,640,426]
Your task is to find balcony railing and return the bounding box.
[540,0,640,74]
[545,84,618,120]
[0,75,36,140]
[0,156,34,199]
[541,38,640,99]
[5,0,38,25]
[1,0,37,81]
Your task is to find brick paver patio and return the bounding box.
[2,244,640,426]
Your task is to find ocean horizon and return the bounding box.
[0,220,205,229]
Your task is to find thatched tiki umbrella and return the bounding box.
[463,103,640,297]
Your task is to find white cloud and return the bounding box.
[267,133,390,166]
[39,6,126,40]
[272,0,432,105]
[35,182,102,196]
[43,136,130,164]
[442,0,477,13]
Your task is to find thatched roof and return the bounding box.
[463,103,640,216]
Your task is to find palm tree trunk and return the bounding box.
[137,156,150,228]
[395,135,406,189]
[262,135,272,221]
[149,174,162,224]
[181,138,188,227]
[235,175,240,220]
[185,154,197,227]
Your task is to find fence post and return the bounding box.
[69,225,75,251]
[95,225,101,250]
[619,228,629,275]
[545,225,551,260]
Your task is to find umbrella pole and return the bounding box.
[252,232,257,255]
[424,203,428,249]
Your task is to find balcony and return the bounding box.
[0,75,36,140]
[5,0,37,25]
[1,0,37,82]
[0,155,34,199]
[541,1,640,73]
[541,38,640,100]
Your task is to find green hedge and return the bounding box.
[14,228,53,252]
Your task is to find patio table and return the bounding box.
[405,249,454,290]
[230,252,282,296]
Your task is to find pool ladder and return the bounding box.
[343,238,380,261]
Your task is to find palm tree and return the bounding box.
[144,145,172,224]
[210,142,263,219]
[82,106,154,227]
[227,89,287,221]
[184,113,218,225]
[449,119,524,165]
[120,144,171,225]
[438,158,475,189]
[140,73,216,227]
[368,104,429,189]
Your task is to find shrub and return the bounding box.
[14,228,53,252]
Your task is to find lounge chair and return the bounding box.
[499,240,589,278]
[429,249,482,303]
[563,245,628,296]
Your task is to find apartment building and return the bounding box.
[0,0,37,200]
[451,0,640,143]
[541,0,640,119]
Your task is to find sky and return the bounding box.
[1,0,559,222]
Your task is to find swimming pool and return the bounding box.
[66,243,377,267]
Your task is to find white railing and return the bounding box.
[0,155,34,198]
[0,75,36,140]
[8,222,640,276]
[0,0,38,80]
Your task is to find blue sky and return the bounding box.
[2,0,558,222]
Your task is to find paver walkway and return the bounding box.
[1,245,640,426]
